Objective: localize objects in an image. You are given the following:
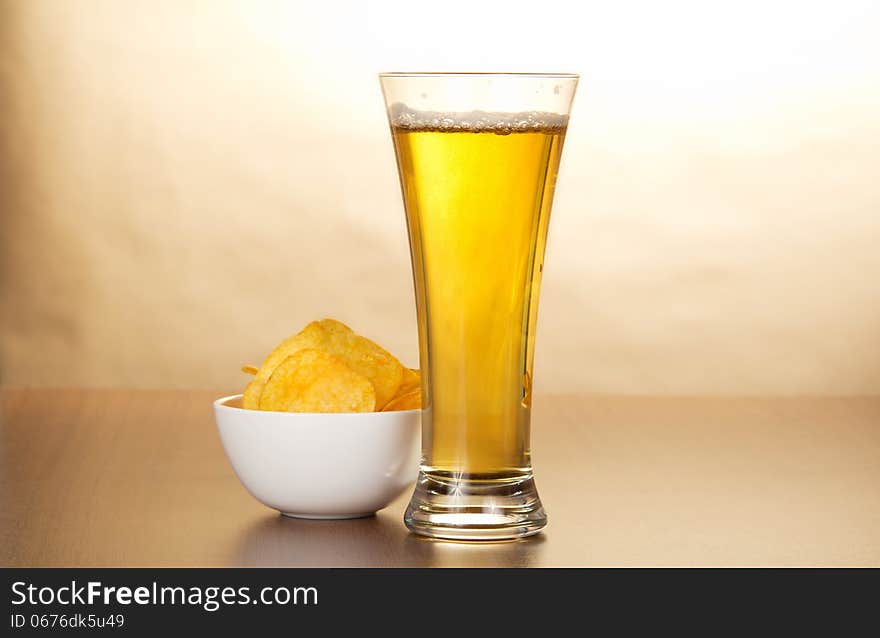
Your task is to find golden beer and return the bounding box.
[382,73,577,539]
[391,115,567,478]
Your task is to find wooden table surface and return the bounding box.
[1,388,878,567]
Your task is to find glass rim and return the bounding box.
[379,72,579,79]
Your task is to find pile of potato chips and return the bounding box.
[242,319,421,413]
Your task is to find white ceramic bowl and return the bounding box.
[213,395,420,519]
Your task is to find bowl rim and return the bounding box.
[213,394,420,417]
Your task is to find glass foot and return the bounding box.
[404,471,547,541]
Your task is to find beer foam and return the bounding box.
[388,103,568,134]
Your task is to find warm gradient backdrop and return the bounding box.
[2,0,879,394]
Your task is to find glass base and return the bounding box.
[404,470,547,541]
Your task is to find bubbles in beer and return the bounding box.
[388,103,568,135]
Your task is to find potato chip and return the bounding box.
[243,321,328,409]
[381,387,421,411]
[241,365,259,375]
[315,319,405,409]
[241,319,408,411]
[382,368,422,412]
[393,368,421,398]
[242,379,261,409]
[259,349,375,413]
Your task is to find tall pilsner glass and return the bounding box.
[380,73,578,540]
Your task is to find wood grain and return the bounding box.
[1,389,878,566]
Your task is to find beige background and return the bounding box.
[1,0,879,394]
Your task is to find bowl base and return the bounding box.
[281,511,375,520]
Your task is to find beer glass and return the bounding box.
[380,73,578,540]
